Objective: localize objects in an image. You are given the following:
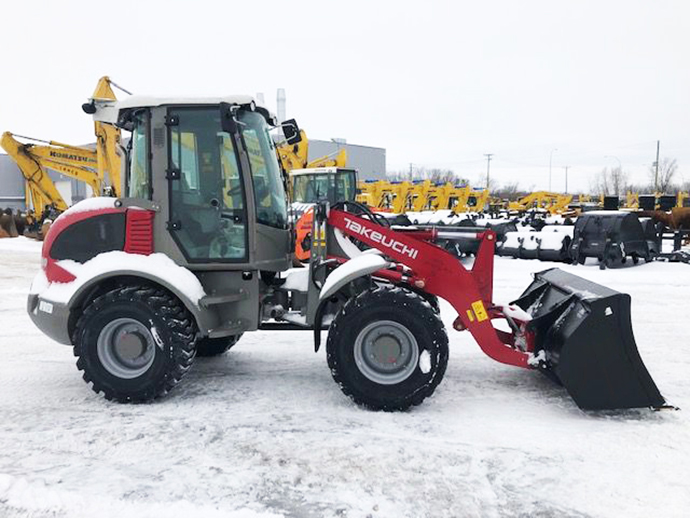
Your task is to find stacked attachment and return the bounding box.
[569,211,652,268]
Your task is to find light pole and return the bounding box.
[549,148,558,191]
[564,166,570,194]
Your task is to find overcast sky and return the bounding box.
[1,0,688,192]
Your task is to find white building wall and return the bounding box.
[308,140,386,181]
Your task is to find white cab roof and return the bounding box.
[92,95,274,125]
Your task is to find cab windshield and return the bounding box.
[237,110,288,229]
[291,170,357,204]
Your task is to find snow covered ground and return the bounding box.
[1,237,689,517]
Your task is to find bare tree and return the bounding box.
[590,167,629,196]
[429,168,462,184]
[388,166,467,185]
[475,172,498,191]
[590,168,611,195]
[610,167,629,195]
[493,181,521,200]
[649,158,678,193]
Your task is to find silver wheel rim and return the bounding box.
[97,318,156,379]
[353,320,419,385]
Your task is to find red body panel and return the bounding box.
[42,208,124,283]
[42,207,155,283]
[327,209,532,369]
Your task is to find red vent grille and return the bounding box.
[124,210,154,255]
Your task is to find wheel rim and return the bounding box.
[97,318,157,379]
[353,320,420,385]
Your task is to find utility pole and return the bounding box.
[549,148,558,192]
[653,140,660,192]
[564,166,570,194]
[484,153,493,190]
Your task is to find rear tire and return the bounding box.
[326,286,448,410]
[195,334,243,357]
[73,285,198,402]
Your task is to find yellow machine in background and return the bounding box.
[356,179,490,215]
[1,77,124,238]
[508,191,573,215]
[623,192,639,210]
[357,180,392,208]
[276,129,347,172]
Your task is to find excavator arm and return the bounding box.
[88,76,123,196]
[1,132,70,216]
[1,76,124,227]
[276,129,348,172]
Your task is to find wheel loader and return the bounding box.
[290,167,358,263]
[27,94,666,410]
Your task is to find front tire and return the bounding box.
[73,285,198,402]
[326,286,448,410]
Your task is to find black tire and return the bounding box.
[73,285,198,402]
[195,334,243,357]
[326,286,448,411]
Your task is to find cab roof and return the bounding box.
[290,167,356,176]
[91,95,276,127]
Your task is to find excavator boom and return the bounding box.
[1,77,124,237]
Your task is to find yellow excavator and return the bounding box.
[276,126,347,172]
[1,77,124,239]
[508,191,573,215]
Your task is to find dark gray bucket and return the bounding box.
[512,268,665,410]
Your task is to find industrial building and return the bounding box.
[308,139,386,181]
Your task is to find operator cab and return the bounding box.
[290,167,358,205]
[92,95,301,271]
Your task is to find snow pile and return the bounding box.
[541,224,575,237]
[39,251,206,305]
[281,269,309,292]
[54,197,118,223]
[502,231,569,251]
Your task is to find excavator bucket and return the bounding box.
[0,210,19,238]
[512,268,665,410]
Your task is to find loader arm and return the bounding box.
[320,206,666,410]
[326,208,532,368]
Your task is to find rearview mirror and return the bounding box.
[220,102,238,134]
[281,119,302,145]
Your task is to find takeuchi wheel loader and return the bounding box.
[27,93,666,411]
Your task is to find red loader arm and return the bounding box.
[327,209,532,369]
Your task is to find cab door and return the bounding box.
[167,107,249,263]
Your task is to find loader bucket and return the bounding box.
[512,268,665,410]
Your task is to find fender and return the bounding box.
[38,251,217,338]
[66,267,216,335]
[312,253,391,352]
[319,253,390,301]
